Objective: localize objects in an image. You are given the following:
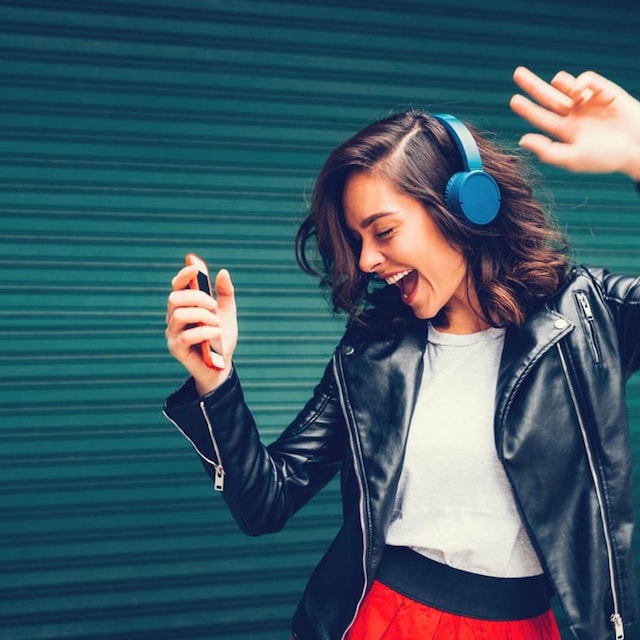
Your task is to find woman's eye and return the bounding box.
[375,228,394,240]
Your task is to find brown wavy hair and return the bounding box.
[295,110,571,329]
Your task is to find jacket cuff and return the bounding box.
[165,368,236,409]
[163,369,240,465]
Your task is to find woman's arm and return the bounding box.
[164,257,347,535]
[164,358,347,536]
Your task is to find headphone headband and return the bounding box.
[433,113,483,172]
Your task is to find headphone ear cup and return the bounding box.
[444,170,501,226]
[443,173,464,218]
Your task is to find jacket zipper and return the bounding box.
[332,356,370,640]
[557,344,624,639]
[575,291,601,364]
[199,400,225,491]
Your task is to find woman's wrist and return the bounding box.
[622,141,640,182]
[626,158,640,183]
[195,365,234,397]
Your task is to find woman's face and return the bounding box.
[343,171,482,332]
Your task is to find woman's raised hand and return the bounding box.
[510,66,640,181]
[166,263,238,395]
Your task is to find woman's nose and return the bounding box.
[358,241,383,274]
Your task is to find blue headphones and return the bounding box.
[432,114,501,225]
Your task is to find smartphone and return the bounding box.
[185,253,226,370]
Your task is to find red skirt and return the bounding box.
[345,580,562,640]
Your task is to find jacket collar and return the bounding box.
[337,311,574,464]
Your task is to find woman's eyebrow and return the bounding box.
[359,211,397,229]
[345,211,398,238]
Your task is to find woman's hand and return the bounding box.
[166,263,238,396]
[510,66,640,181]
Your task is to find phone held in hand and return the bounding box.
[185,253,226,371]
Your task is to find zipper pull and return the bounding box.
[611,612,624,640]
[576,291,594,320]
[214,465,225,492]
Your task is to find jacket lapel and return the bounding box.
[495,310,573,429]
[335,322,428,535]
[338,323,427,464]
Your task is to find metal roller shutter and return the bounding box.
[0,1,638,638]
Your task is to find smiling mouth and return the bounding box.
[385,270,412,286]
[385,269,418,300]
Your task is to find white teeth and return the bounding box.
[385,269,413,285]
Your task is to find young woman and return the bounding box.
[164,67,640,640]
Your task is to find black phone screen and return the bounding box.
[196,271,212,296]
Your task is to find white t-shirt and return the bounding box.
[385,324,543,578]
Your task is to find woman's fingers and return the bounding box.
[170,264,198,292]
[165,261,237,391]
[165,301,226,370]
[517,134,579,170]
[510,67,579,142]
[509,94,569,142]
[166,288,216,321]
[549,70,577,94]
[165,280,221,360]
[166,304,219,334]
[167,322,222,358]
[513,66,574,114]
[572,71,621,108]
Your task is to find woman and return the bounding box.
[164,67,640,640]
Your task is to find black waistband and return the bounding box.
[376,546,553,621]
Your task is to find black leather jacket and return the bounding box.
[164,266,640,640]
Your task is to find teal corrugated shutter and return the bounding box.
[1,2,638,638]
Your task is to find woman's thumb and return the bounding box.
[214,269,236,310]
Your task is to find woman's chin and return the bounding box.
[408,302,435,320]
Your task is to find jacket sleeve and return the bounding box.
[163,359,348,536]
[593,268,640,378]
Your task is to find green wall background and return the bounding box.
[1,1,639,638]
